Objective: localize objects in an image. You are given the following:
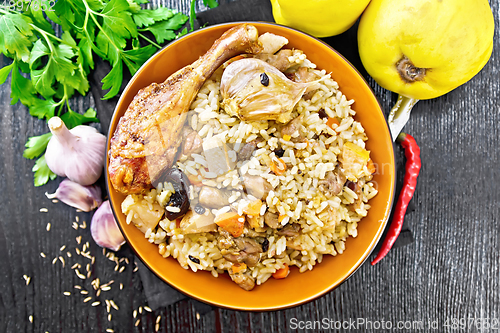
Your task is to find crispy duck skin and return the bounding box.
[109,24,262,194]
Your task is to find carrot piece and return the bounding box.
[214,212,245,237]
[367,158,376,174]
[187,173,203,186]
[231,263,247,274]
[243,200,263,216]
[326,117,340,130]
[272,263,290,279]
[278,214,287,223]
[270,158,287,175]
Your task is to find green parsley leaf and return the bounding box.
[0,62,13,85]
[189,0,196,32]
[0,13,35,62]
[142,12,188,43]
[203,0,218,8]
[133,7,175,28]
[29,97,57,120]
[33,154,57,187]
[100,0,138,41]
[101,57,123,99]
[145,22,177,44]
[122,45,156,75]
[23,132,52,159]
[10,61,37,106]
[60,108,100,129]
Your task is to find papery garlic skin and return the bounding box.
[45,179,102,212]
[91,200,126,252]
[46,117,107,186]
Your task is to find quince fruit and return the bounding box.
[271,0,371,38]
[358,0,494,100]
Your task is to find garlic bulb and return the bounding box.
[90,200,126,251]
[45,117,106,186]
[45,179,102,212]
[220,58,318,123]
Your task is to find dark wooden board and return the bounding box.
[1,0,499,332]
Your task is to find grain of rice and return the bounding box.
[110,300,119,310]
[40,252,46,258]
[46,223,51,231]
[133,309,137,318]
[83,297,92,303]
[92,301,100,307]
[40,208,48,213]
[106,329,114,332]
[135,319,140,327]
[75,269,86,280]
[108,314,112,322]
[144,306,152,312]
[29,315,33,323]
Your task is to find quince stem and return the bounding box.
[387,95,419,141]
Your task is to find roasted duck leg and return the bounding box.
[108,24,262,194]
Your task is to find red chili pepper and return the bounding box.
[371,132,421,265]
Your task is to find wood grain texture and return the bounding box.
[0,0,499,332]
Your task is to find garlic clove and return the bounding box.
[220,58,318,123]
[90,200,126,252]
[46,117,107,186]
[45,178,102,212]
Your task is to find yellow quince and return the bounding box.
[271,0,371,38]
[358,0,495,100]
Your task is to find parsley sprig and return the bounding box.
[0,0,194,186]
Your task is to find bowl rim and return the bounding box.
[105,21,396,311]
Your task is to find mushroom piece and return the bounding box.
[277,223,301,237]
[242,174,273,200]
[230,272,255,291]
[237,139,261,162]
[198,186,230,209]
[318,168,346,197]
[281,115,305,142]
[254,49,294,72]
[181,127,203,156]
[222,237,263,267]
[264,211,280,229]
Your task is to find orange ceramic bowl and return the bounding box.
[106,22,395,311]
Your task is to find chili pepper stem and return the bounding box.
[387,95,419,141]
[371,132,421,265]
